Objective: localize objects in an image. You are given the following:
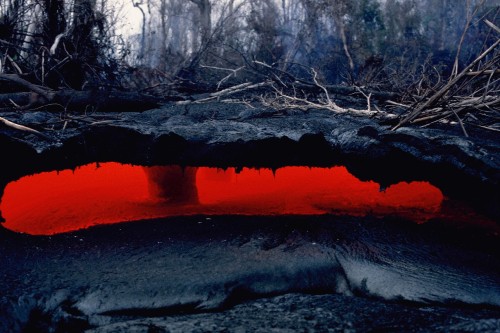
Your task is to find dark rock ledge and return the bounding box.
[1,103,499,332]
[1,102,498,215]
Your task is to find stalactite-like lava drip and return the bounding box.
[0,162,446,235]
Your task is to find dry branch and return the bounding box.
[261,75,397,119]
[0,116,51,139]
[485,19,500,34]
[465,69,500,76]
[200,65,245,90]
[393,35,500,130]
[177,81,273,104]
[0,73,163,112]
[0,74,54,100]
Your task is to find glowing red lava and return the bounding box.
[0,163,444,235]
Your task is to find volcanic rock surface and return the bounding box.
[1,216,499,332]
[1,102,499,202]
[0,102,499,332]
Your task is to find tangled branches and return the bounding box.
[259,68,396,119]
[391,19,500,136]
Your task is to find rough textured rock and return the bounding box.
[1,103,499,332]
[0,216,499,332]
[1,102,499,216]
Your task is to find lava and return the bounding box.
[0,162,444,235]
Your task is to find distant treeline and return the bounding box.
[0,0,498,91]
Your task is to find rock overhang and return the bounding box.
[0,102,498,215]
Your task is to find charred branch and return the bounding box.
[393,20,500,133]
[0,74,164,112]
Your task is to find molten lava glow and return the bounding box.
[0,163,444,235]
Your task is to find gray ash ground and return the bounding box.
[0,102,499,332]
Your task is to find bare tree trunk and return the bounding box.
[339,22,354,71]
[159,0,168,70]
[43,0,67,44]
[20,1,42,60]
[73,0,96,32]
[132,1,147,60]
[451,0,485,77]
[190,0,211,46]
[329,1,354,72]
[438,0,448,50]
[282,0,288,25]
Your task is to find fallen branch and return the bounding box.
[355,86,372,113]
[202,59,395,100]
[177,81,273,104]
[263,88,392,118]
[261,72,397,119]
[465,69,500,76]
[451,108,469,137]
[485,19,500,34]
[0,72,164,112]
[469,123,500,133]
[0,92,32,106]
[0,116,51,140]
[0,39,31,52]
[390,21,500,136]
[200,65,245,90]
[393,35,500,130]
[0,74,54,100]
[6,55,23,74]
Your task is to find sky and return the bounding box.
[114,0,144,36]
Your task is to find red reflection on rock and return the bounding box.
[0,163,445,235]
